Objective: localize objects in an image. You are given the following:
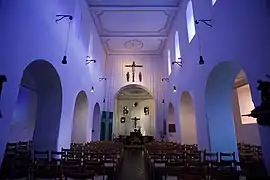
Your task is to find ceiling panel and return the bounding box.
[87,0,182,55]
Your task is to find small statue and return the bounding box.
[0,75,7,119]
[123,106,129,115]
[144,106,149,115]
[257,79,270,107]
[0,75,7,100]
[139,72,142,82]
[126,72,130,82]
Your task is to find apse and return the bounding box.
[71,91,89,143]
[167,103,176,142]
[9,60,62,151]
[114,84,155,137]
[179,91,197,144]
[205,61,242,156]
[92,102,101,141]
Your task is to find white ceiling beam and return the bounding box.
[100,35,168,39]
[89,6,179,11]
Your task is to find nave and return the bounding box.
[0,140,267,179]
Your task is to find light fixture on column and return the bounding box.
[172,58,183,67]
[161,78,170,82]
[99,77,107,81]
[195,19,212,65]
[90,86,94,93]
[173,86,177,92]
[56,15,73,65]
[86,56,96,65]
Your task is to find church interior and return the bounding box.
[1,0,270,179]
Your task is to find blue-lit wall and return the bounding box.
[8,87,37,142]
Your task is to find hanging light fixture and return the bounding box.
[55,15,73,65]
[90,86,94,93]
[195,19,212,65]
[173,86,177,92]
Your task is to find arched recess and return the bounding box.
[114,84,155,138]
[9,60,62,151]
[92,102,101,141]
[167,103,176,141]
[71,91,89,143]
[205,61,260,156]
[179,91,197,144]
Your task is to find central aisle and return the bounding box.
[118,149,148,180]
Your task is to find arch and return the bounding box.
[167,103,176,141]
[186,0,196,42]
[92,102,101,141]
[9,60,62,151]
[179,91,197,144]
[114,84,155,138]
[205,61,260,157]
[174,31,181,62]
[71,90,89,143]
[115,84,154,98]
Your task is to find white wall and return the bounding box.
[106,54,166,139]
[115,99,154,136]
[163,0,270,172]
[0,0,106,163]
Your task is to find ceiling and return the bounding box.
[116,84,153,100]
[87,0,181,55]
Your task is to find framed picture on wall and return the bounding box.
[168,124,176,133]
[120,117,125,123]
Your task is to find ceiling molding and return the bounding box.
[100,35,168,38]
[104,38,165,55]
[89,6,179,10]
[94,10,170,34]
[87,0,181,55]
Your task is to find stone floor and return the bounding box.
[118,149,148,180]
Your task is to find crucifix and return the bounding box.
[125,61,143,82]
[131,117,140,129]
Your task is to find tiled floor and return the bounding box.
[118,149,148,180]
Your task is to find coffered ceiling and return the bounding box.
[86,0,181,55]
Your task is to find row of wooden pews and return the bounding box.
[237,143,267,178]
[0,141,124,179]
[144,141,267,180]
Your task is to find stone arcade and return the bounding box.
[1,0,270,179]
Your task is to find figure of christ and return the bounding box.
[125,61,143,82]
[131,117,140,129]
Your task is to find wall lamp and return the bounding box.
[161,78,170,82]
[99,78,107,81]
[195,19,212,27]
[90,86,94,93]
[172,61,182,67]
[86,56,96,64]
[173,86,177,92]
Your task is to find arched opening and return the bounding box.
[205,61,260,155]
[167,103,176,141]
[71,91,89,143]
[114,84,155,137]
[186,0,196,43]
[233,70,260,145]
[174,30,181,62]
[9,60,62,151]
[92,102,101,141]
[179,91,197,144]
